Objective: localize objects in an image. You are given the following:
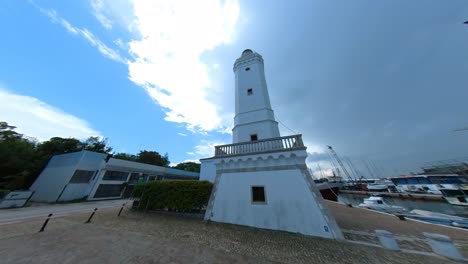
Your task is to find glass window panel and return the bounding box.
[69,170,95,183]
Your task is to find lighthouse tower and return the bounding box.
[232,49,280,143]
[200,50,343,240]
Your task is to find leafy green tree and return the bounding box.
[0,122,22,139]
[112,152,138,162]
[36,137,83,156]
[173,162,201,173]
[137,150,169,167]
[83,136,112,154]
[0,122,37,190]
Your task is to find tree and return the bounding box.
[83,136,112,154]
[137,150,170,167]
[112,152,138,162]
[36,137,83,156]
[0,121,22,139]
[0,122,37,190]
[173,162,201,173]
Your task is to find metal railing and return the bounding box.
[214,134,305,157]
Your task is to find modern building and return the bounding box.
[30,151,199,202]
[200,49,343,239]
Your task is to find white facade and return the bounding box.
[200,159,216,182]
[30,151,106,202]
[30,151,199,202]
[232,49,280,143]
[201,49,343,239]
[205,150,342,238]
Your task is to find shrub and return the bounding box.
[132,180,213,212]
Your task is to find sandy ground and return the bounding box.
[0,205,463,264]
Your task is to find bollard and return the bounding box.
[423,232,464,261]
[118,203,126,216]
[39,213,53,232]
[85,208,98,223]
[396,214,406,221]
[375,230,400,251]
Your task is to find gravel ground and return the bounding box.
[0,205,463,263]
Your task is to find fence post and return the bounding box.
[85,208,98,223]
[39,213,53,232]
[118,203,126,216]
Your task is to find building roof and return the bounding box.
[106,158,199,178]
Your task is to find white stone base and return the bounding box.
[204,149,343,240]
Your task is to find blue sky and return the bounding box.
[1,1,468,177]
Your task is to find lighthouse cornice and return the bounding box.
[233,52,264,72]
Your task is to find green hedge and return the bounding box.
[132,180,213,212]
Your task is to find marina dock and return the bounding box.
[339,190,444,201]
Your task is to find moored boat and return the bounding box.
[403,209,468,228]
[358,195,408,214]
[390,174,468,195]
[315,180,342,202]
[440,186,468,206]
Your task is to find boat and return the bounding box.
[440,186,468,206]
[403,209,468,229]
[366,179,395,192]
[366,183,389,192]
[315,180,343,202]
[358,195,408,214]
[390,174,468,195]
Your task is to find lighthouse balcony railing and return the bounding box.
[214,134,305,157]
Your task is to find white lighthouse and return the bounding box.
[232,49,280,143]
[200,49,343,239]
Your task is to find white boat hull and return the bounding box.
[443,197,468,206]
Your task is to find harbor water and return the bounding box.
[338,193,468,218]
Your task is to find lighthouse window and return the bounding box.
[245,67,250,71]
[250,134,258,141]
[251,186,266,203]
[247,88,253,95]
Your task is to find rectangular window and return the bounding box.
[93,184,124,198]
[247,88,253,95]
[251,186,266,203]
[103,170,129,181]
[128,172,142,184]
[69,170,95,183]
[250,134,258,141]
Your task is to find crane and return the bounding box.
[326,145,355,183]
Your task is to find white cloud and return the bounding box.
[114,38,126,49]
[37,5,126,63]
[189,139,228,159]
[91,0,113,29]
[0,88,100,141]
[89,0,137,33]
[177,132,187,137]
[35,1,240,133]
[126,0,240,133]
[80,28,126,63]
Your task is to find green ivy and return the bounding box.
[133,180,213,212]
